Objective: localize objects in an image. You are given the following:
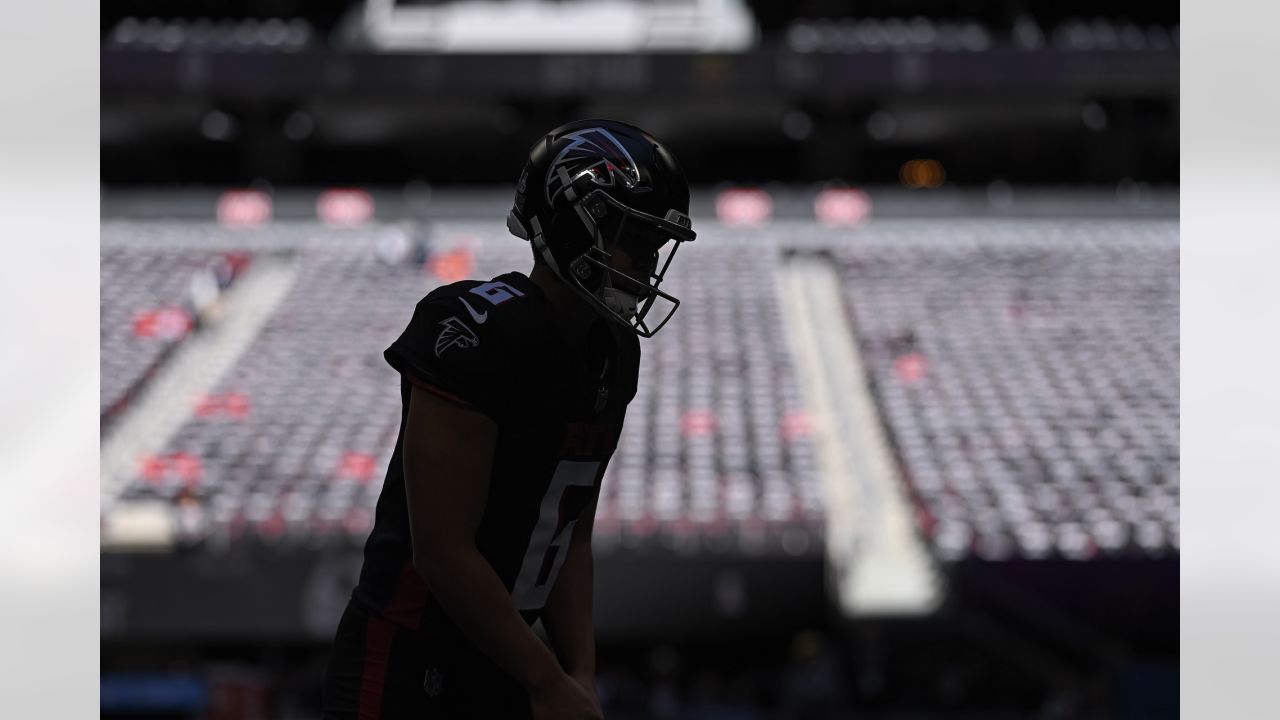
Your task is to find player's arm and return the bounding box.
[541,492,600,685]
[402,383,564,694]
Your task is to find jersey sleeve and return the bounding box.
[383,296,508,422]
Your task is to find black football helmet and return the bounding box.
[506,119,696,337]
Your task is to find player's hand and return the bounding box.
[530,671,604,720]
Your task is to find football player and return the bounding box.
[321,119,696,720]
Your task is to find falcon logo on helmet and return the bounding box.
[545,127,644,206]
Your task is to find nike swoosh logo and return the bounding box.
[458,297,488,324]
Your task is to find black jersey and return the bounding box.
[351,270,640,638]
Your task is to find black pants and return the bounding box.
[321,600,532,720]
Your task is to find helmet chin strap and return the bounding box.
[527,216,565,277]
[592,245,637,318]
[528,215,634,324]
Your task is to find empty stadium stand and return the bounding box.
[104,223,825,557]
[100,212,1178,643]
[827,222,1177,562]
[100,245,249,424]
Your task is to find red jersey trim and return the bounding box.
[407,375,478,410]
[381,559,428,632]
[357,614,396,719]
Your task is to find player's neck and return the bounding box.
[528,263,600,348]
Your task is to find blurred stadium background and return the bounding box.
[100,1,1178,718]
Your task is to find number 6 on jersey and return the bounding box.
[511,460,600,610]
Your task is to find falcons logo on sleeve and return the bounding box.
[434,316,480,357]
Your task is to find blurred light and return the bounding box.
[814,187,872,226]
[883,18,909,47]
[131,307,192,340]
[858,19,887,51]
[1055,20,1092,51]
[427,248,474,282]
[680,409,718,437]
[139,17,163,46]
[781,111,813,141]
[190,392,218,415]
[834,22,857,51]
[780,410,812,440]
[223,252,252,278]
[167,450,202,484]
[894,353,927,383]
[363,0,752,53]
[986,179,1014,208]
[787,21,819,53]
[1120,23,1147,50]
[283,111,314,141]
[935,22,961,51]
[225,392,252,419]
[1012,15,1044,49]
[345,508,373,535]
[212,19,237,48]
[715,188,772,227]
[1116,177,1150,205]
[261,18,288,47]
[1081,102,1108,131]
[285,19,312,50]
[376,228,412,265]
[404,179,433,211]
[200,110,237,142]
[217,189,272,227]
[1058,524,1096,559]
[317,188,374,226]
[866,111,896,141]
[233,19,260,48]
[157,22,185,52]
[959,22,991,51]
[1090,17,1119,50]
[188,18,214,46]
[899,159,946,189]
[812,19,838,51]
[194,392,251,419]
[337,452,378,483]
[138,455,166,484]
[1017,524,1054,558]
[975,532,1013,561]
[907,16,937,48]
[110,17,140,46]
[780,528,810,556]
[1147,25,1171,50]
[1094,519,1128,551]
